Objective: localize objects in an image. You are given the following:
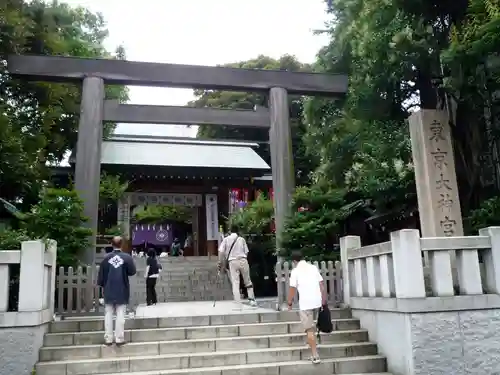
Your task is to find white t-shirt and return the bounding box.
[289,260,323,311]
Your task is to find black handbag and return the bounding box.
[317,304,333,341]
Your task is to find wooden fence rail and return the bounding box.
[275,260,343,310]
[54,260,344,315]
[55,265,102,316]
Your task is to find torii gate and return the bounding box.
[8,54,348,264]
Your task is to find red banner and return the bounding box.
[229,188,241,213]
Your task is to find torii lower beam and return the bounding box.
[8,55,348,96]
[103,101,270,127]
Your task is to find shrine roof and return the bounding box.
[98,135,270,171]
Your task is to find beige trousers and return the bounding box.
[229,258,255,302]
[104,304,126,344]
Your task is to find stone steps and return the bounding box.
[48,310,353,332]
[94,371,391,375]
[36,345,383,374]
[41,330,370,360]
[36,308,390,375]
[44,319,362,346]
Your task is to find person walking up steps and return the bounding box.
[287,250,327,364]
[218,224,257,308]
[97,236,137,346]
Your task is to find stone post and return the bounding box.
[75,76,105,265]
[339,235,361,306]
[408,109,464,238]
[269,87,295,250]
[117,193,131,239]
[479,226,500,293]
[18,241,51,312]
[390,229,426,298]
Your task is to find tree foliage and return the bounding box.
[0,188,92,267]
[0,1,129,265]
[134,205,193,224]
[190,55,318,185]
[228,195,275,243]
[23,188,92,267]
[0,0,128,206]
[277,0,500,259]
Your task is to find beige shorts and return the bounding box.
[299,309,318,332]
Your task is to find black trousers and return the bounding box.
[146,278,158,305]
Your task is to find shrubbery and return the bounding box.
[0,188,91,267]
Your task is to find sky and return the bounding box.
[64,0,331,137]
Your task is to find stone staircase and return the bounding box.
[130,257,233,305]
[36,308,390,375]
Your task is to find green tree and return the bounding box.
[0,188,92,266]
[302,0,499,230]
[190,55,317,185]
[134,205,193,224]
[23,188,92,267]
[281,186,359,261]
[0,0,129,206]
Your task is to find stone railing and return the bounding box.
[0,240,57,323]
[0,240,57,375]
[340,227,500,375]
[340,228,500,303]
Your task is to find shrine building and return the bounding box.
[51,134,273,257]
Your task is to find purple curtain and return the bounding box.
[132,223,173,246]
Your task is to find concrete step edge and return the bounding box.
[54,308,351,323]
[47,318,359,335]
[44,356,387,374]
[41,329,369,350]
[45,320,361,337]
[100,374,392,375]
[37,342,378,365]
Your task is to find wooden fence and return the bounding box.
[54,260,344,316]
[275,260,343,310]
[54,265,103,316]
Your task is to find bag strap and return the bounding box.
[317,307,322,344]
[225,236,239,263]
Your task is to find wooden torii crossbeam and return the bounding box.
[8,54,348,263]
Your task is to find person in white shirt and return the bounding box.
[287,251,327,364]
[218,224,257,307]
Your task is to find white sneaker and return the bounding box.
[310,356,321,364]
[248,299,258,307]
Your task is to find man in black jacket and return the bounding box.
[97,236,137,346]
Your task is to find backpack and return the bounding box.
[316,304,333,342]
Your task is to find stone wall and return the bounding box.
[0,324,48,375]
[0,240,57,375]
[341,227,500,375]
[351,297,500,375]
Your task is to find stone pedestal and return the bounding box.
[409,110,463,272]
[408,109,464,238]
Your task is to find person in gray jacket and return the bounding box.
[97,236,137,346]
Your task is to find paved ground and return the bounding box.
[59,298,285,321]
[134,299,279,318]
